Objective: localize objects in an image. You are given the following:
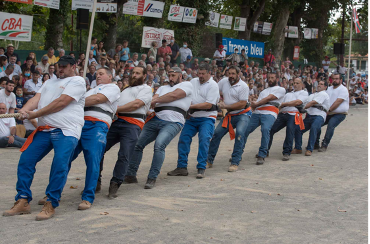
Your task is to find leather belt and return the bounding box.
[189,104,218,114]
[154,106,187,118]
[84,106,113,118]
[117,113,146,120]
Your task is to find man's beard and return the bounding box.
[169,77,180,87]
[229,77,238,85]
[6,88,13,93]
[129,76,144,87]
[268,80,277,87]
[333,81,341,87]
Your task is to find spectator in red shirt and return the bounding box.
[264,49,275,66]
[157,39,172,60]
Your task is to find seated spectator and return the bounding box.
[147,56,156,66]
[184,56,192,69]
[55,49,65,62]
[88,50,97,65]
[4,44,19,63]
[23,70,42,100]
[108,60,116,77]
[0,79,15,114]
[15,86,24,113]
[86,65,96,83]
[191,70,198,79]
[108,43,122,60]
[43,47,57,65]
[0,64,15,80]
[0,103,26,148]
[12,75,22,88]
[8,55,22,75]
[96,56,108,69]
[191,58,199,71]
[48,64,57,80]
[39,56,50,74]
[21,57,35,74]
[0,56,7,72]
[42,73,50,83]
[0,77,6,89]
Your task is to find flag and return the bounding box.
[352,8,362,33]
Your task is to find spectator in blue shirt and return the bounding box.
[120,40,130,62]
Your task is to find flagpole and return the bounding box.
[83,0,98,79]
[346,6,354,90]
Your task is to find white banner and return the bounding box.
[311,28,318,39]
[72,0,117,13]
[168,5,184,22]
[72,0,93,10]
[34,0,60,9]
[141,26,174,48]
[286,26,298,38]
[182,7,197,23]
[304,28,312,39]
[205,11,220,27]
[233,17,246,31]
[219,14,232,29]
[123,0,164,18]
[0,12,33,41]
[262,22,272,35]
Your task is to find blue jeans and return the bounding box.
[244,113,276,158]
[295,114,325,151]
[99,120,141,185]
[177,117,215,169]
[0,135,27,148]
[316,114,346,147]
[207,111,251,166]
[69,121,108,204]
[127,116,183,179]
[268,113,298,155]
[16,129,78,208]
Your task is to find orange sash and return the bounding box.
[20,125,54,152]
[256,106,279,114]
[145,112,156,123]
[84,116,110,129]
[284,111,305,130]
[117,114,144,130]
[222,107,251,140]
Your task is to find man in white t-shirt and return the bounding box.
[23,70,42,100]
[207,66,251,172]
[316,73,349,152]
[294,80,330,156]
[0,103,27,148]
[125,67,193,189]
[179,42,193,63]
[0,79,16,114]
[213,45,226,66]
[0,64,15,80]
[99,66,152,198]
[268,77,308,161]
[322,56,330,72]
[243,72,286,165]
[3,56,86,221]
[167,63,219,178]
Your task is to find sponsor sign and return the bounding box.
[182,7,197,23]
[293,46,300,60]
[286,26,298,38]
[168,5,184,22]
[141,26,174,48]
[253,21,264,34]
[222,37,264,58]
[304,28,312,39]
[72,0,117,13]
[219,14,232,29]
[0,12,33,41]
[5,0,32,4]
[123,0,164,18]
[205,11,220,27]
[233,17,246,31]
[34,0,60,9]
[311,28,318,39]
[262,22,272,35]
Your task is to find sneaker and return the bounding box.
[282,154,290,161]
[291,149,302,154]
[206,162,213,168]
[196,169,205,179]
[78,200,92,210]
[95,181,101,193]
[38,196,48,205]
[256,157,265,165]
[305,150,312,156]
[314,144,320,150]
[318,146,327,152]
[35,202,55,221]
[123,175,138,184]
[108,181,120,199]
[3,199,31,216]
[228,164,238,172]
[144,178,156,189]
[167,168,188,176]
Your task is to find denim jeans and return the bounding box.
[268,113,298,155]
[207,111,251,166]
[99,120,141,185]
[69,121,108,204]
[0,135,27,148]
[16,129,78,208]
[177,117,215,169]
[316,114,346,147]
[127,116,183,179]
[244,113,276,158]
[295,114,325,151]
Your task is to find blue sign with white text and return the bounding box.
[222,38,265,58]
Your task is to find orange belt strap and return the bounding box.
[117,115,144,130]
[256,106,279,114]
[20,125,54,152]
[222,107,251,140]
[145,112,156,124]
[84,116,110,129]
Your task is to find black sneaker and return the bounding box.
[95,181,101,193]
[144,178,156,189]
[196,169,205,179]
[108,181,120,199]
[167,168,189,176]
[314,144,320,150]
[256,157,265,165]
[123,175,138,184]
[318,146,327,152]
[255,152,269,158]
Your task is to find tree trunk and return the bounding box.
[284,4,304,60]
[44,0,69,50]
[102,0,125,50]
[237,0,266,40]
[271,5,290,64]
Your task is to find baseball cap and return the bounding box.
[218,45,224,49]
[168,67,182,74]
[204,58,211,61]
[187,55,191,60]
[56,55,76,66]
[7,44,14,48]
[42,56,49,61]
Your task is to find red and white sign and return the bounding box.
[34,0,60,9]
[141,26,174,48]
[0,12,33,41]
[123,0,164,18]
[293,46,300,60]
[5,0,32,4]
[168,5,184,22]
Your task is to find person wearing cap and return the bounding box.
[204,58,211,64]
[179,41,193,64]
[322,56,331,73]
[23,70,42,100]
[3,55,86,221]
[158,39,172,60]
[125,67,193,189]
[213,45,226,67]
[39,56,50,74]
[184,55,192,69]
[167,63,219,179]
[42,47,57,65]
[264,49,275,66]
[5,44,19,64]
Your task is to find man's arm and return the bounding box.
[304,100,318,109]
[251,94,278,109]
[7,126,16,144]
[23,87,35,96]
[85,94,109,107]
[189,102,213,110]
[218,100,247,111]
[329,98,344,112]
[18,93,41,116]
[30,119,38,128]
[151,89,186,107]
[117,99,145,113]
[9,108,15,114]
[280,99,303,108]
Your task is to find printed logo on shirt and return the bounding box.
[59,86,65,89]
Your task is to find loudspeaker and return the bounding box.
[333,43,345,55]
[77,8,89,30]
[215,33,223,48]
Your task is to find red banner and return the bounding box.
[293,46,300,60]
[5,0,33,4]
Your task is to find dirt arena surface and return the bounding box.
[0,106,367,244]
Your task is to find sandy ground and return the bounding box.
[0,106,367,244]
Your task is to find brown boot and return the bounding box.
[35,202,55,221]
[3,199,31,216]
[78,200,92,210]
[305,150,312,156]
[38,196,47,205]
[291,149,302,154]
[228,164,238,172]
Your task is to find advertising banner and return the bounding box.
[286,26,298,38]
[304,28,312,39]
[141,26,174,48]
[311,28,318,39]
[222,37,265,58]
[123,0,164,18]
[168,5,184,22]
[253,21,264,34]
[219,14,232,29]
[262,22,273,35]
[34,0,60,9]
[72,0,117,12]
[233,17,246,31]
[205,11,220,28]
[0,12,33,41]
[5,0,32,4]
[182,7,197,23]
[293,46,300,60]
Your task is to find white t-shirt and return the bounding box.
[280,90,309,115]
[322,60,330,70]
[213,50,226,60]
[189,77,220,119]
[326,84,349,114]
[24,79,43,100]
[254,86,286,119]
[306,91,330,120]
[90,80,97,89]
[338,66,347,75]
[0,117,15,137]
[0,89,16,113]
[37,76,86,139]
[0,71,14,80]
[218,77,249,114]
[84,83,121,126]
[179,47,193,63]
[155,81,193,124]
[24,118,37,131]
[118,84,153,123]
